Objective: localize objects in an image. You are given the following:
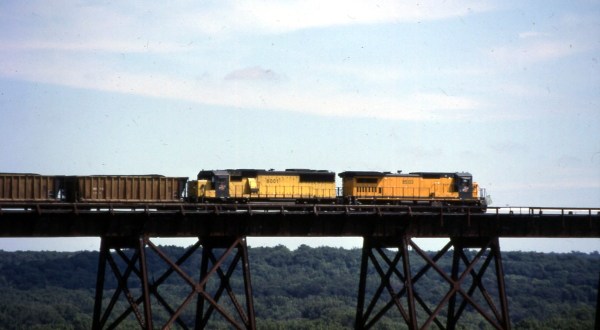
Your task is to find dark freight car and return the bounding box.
[0,173,62,201]
[66,175,188,202]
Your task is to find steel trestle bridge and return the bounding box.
[0,202,599,329]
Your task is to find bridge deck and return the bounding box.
[0,203,598,238]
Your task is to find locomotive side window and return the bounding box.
[230,175,243,182]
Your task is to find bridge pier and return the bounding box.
[355,235,511,330]
[355,235,418,329]
[92,236,256,330]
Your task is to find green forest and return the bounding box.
[0,245,597,329]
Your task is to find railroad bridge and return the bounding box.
[0,202,598,329]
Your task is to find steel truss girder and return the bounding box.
[92,236,256,330]
[355,236,510,330]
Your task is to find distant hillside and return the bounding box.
[0,246,597,329]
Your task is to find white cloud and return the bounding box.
[490,39,587,64]
[0,51,483,121]
[5,1,591,122]
[225,66,282,81]
[231,0,495,34]
[0,40,187,54]
[214,76,482,120]
[518,31,550,39]
[1,1,496,53]
[490,12,599,66]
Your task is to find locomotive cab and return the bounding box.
[188,170,231,201]
[454,173,474,200]
[212,171,230,199]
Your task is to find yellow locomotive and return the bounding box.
[187,169,336,203]
[339,171,486,209]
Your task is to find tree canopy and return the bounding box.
[0,246,597,329]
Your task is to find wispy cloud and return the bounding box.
[0,40,188,53]
[0,0,495,121]
[518,31,550,39]
[489,12,598,65]
[491,39,587,64]
[229,0,495,34]
[0,51,483,121]
[0,1,496,53]
[224,66,282,81]
[5,1,595,123]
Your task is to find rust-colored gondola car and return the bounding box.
[0,173,63,202]
[66,175,188,203]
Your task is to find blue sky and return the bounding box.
[0,1,598,252]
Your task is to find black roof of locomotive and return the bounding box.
[198,169,335,181]
[338,171,472,179]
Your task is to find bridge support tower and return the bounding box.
[92,236,256,330]
[355,235,511,330]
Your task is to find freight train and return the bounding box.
[0,169,488,210]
